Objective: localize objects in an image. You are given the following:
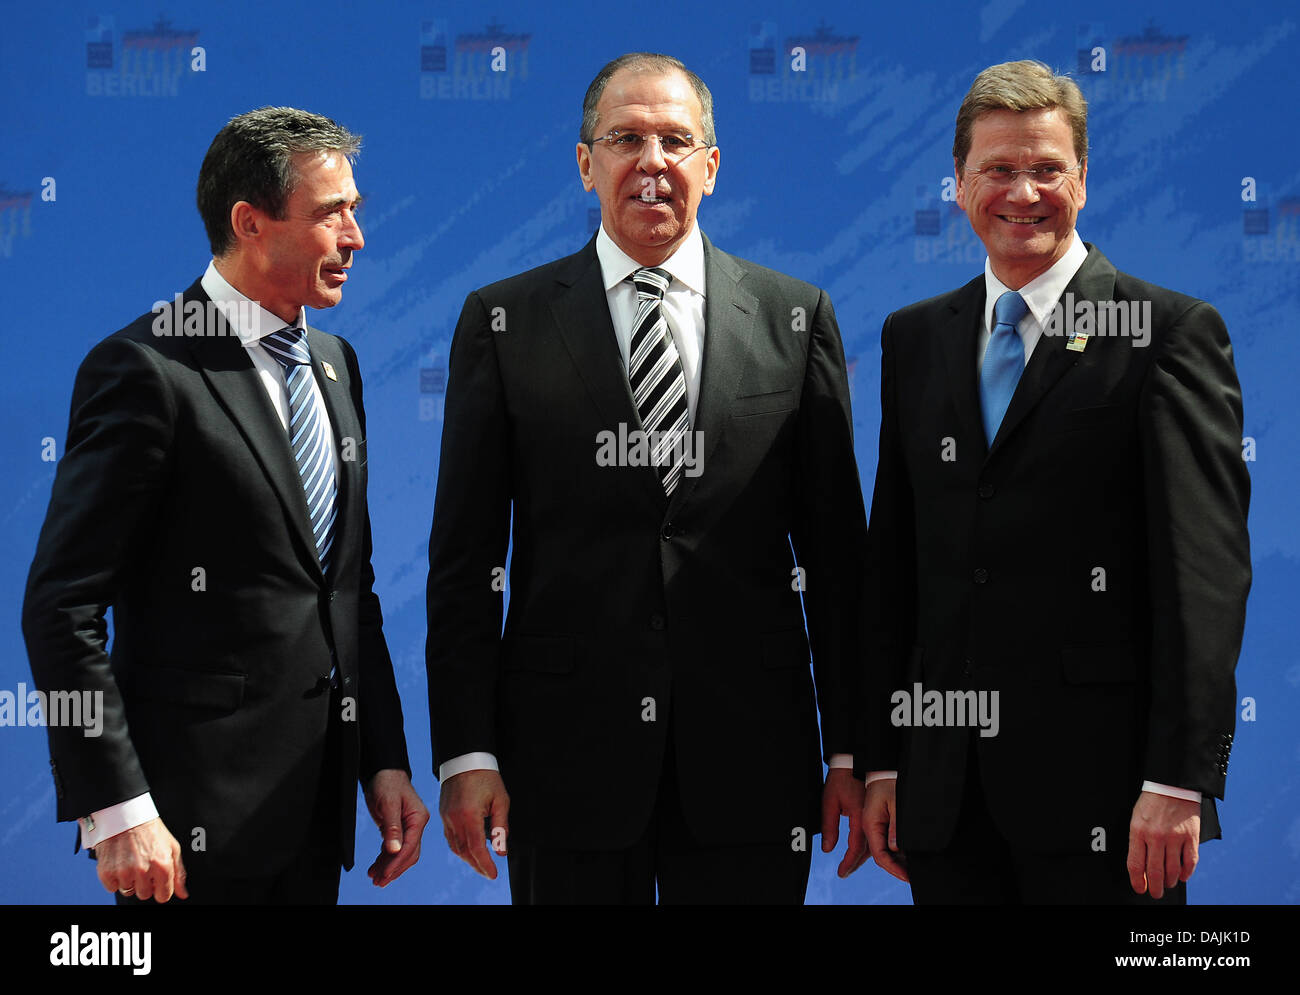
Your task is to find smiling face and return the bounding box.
[955,106,1087,289]
[576,67,719,267]
[232,150,364,323]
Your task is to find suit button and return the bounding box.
[978,483,994,499]
[973,568,988,584]
[650,614,666,631]
[327,590,337,602]
[661,523,675,540]
[962,658,973,677]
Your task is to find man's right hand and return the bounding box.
[439,769,510,879]
[863,777,908,883]
[95,817,188,903]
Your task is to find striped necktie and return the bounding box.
[628,266,690,495]
[262,326,338,576]
[979,290,1030,449]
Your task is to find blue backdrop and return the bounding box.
[1,0,1296,905]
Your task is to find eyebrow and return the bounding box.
[315,194,363,214]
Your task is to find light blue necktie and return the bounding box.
[262,327,338,576]
[979,290,1030,448]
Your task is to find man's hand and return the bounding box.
[821,768,869,877]
[95,817,188,903]
[439,769,510,879]
[1127,790,1200,899]
[364,768,430,887]
[863,777,908,882]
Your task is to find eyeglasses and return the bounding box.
[963,161,1084,190]
[588,129,711,161]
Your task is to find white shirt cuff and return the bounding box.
[828,753,853,770]
[80,793,158,849]
[865,770,898,786]
[439,752,499,782]
[1141,780,1202,803]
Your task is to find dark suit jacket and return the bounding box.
[426,233,868,850]
[859,244,1250,855]
[22,278,410,878]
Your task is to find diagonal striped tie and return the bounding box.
[628,267,690,495]
[262,326,338,576]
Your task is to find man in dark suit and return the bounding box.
[427,53,870,903]
[22,107,428,904]
[859,61,1250,903]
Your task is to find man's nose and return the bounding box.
[341,208,364,251]
[637,135,669,172]
[1005,172,1040,203]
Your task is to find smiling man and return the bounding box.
[858,61,1250,904]
[427,53,870,903]
[23,107,428,904]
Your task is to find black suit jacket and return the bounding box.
[22,278,410,878]
[426,233,868,850]
[860,244,1250,855]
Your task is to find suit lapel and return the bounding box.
[940,276,987,455]
[988,244,1118,459]
[181,280,325,583]
[666,236,756,517]
[307,329,361,584]
[550,239,668,517]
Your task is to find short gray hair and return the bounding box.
[197,106,361,256]
[580,53,715,147]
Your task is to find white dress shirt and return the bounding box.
[80,259,342,848]
[868,231,1201,804]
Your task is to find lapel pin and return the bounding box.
[322,361,338,381]
[1065,332,1089,353]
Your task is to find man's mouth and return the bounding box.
[999,215,1044,224]
[634,192,672,205]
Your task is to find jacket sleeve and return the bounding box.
[1138,300,1250,797]
[425,291,512,773]
[22,336,175,819]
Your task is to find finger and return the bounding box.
[97,864,121,894]
[837,801,867,876]
[487,794,509,859]
[1164,838,1183,892]
[377,794,403,855]
[821,790,840,853]
[1180,835,1199,883]
[131,869,155,903]
[375,810,424,885]
[464,831,496,878]
[1145,838,1164,900]
[1126,834,1147,895]
[174,849,189,901]
[888,797,900,855]
[151,857,175,904]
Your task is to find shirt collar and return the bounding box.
[982,231,1089,330]
[200,259,306,347]
[595,224,706,297]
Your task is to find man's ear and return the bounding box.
[228,200,262,245]
[576,142,595,192]
[702,145,720,196]
[954,159,967,211]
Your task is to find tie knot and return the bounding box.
[632,267,672,301]
[263,326,310,368]
[994,291,1029,330]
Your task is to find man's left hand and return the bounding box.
[364,769,430,887]
[1127,790,1200,899]
[821,768,869,877]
